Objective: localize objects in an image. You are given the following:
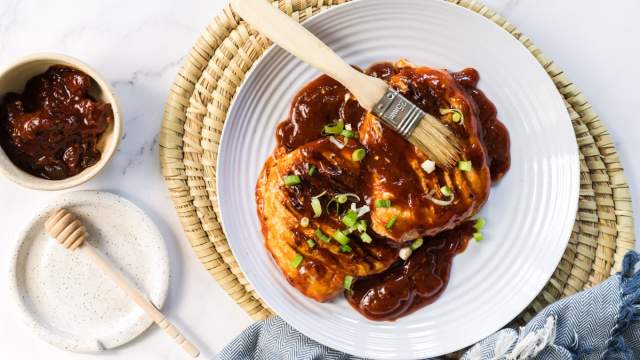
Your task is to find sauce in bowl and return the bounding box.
[0,65,113,180]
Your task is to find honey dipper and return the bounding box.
[45,208,200,358]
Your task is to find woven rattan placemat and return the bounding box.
[160,0,635,327]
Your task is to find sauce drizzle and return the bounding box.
[266,61,510,320]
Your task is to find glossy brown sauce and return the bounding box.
[0,65,113,179]
[452,68,510,181]
[346,221,474,321]
[271,62,510,320]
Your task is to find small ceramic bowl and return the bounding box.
[0,53,122,191]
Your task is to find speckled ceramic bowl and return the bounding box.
[8,190,170,352]
[0,53,122,191]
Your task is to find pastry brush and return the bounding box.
[230,0,461,166]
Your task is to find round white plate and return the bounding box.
[217,0,579,358]
[8,190,170,353]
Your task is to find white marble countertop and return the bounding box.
[0,0,637,359]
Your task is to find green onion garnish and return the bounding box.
[315,229,330,242]
[360,233,372,244]
[411,238,424,250]
[283,175,301,186]
[290,253,303,268]
[458,160,472,172]
[399,247,412,261]
[386,214,398,229]
[340,244,352,253]
[307,239,316,248]
[308,165,317,176]
[344,275,354,291]
[311,197,322,218]
[322,120,344,135]
[352,148,366,162]
[333,230,350,245]
[340,129,355,138]
[342,210,358,227]
[421,159,436,174]
[356,220,367,233]
[326,193,360,214]
[474,217,486,231]
[439,108,464,124]
[440,185,453,197]
[300,217,310,227]
[375,199,391,208]
[473,232,484,242]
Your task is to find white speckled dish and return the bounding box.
[8,190,170,352]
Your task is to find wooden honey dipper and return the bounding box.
[45,208,200,358]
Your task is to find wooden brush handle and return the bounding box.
[80,245,200,358]
[230,0,388,111]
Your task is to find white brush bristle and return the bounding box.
[408,115,461,167]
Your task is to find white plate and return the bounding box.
[8,190,170,353]
[217,0,579,358]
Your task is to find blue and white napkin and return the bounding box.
[218,251,640,359]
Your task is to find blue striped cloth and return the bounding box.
[218,251,640,360]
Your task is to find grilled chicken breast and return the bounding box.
[256,60,510,304]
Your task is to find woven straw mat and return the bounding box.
[159,0,635,326]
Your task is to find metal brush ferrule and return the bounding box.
[371,89,425,138]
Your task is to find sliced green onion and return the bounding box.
[360,232,373,244]
[322,120,344,135]
[375,199,391,208]
[386,214,398,229]
[411,238,424,250]
[329,135,347,149]
[356,220,367,233]
[354,204,370,218]
[300,217,310,227]
[290,253,303,268]
[333,230,350,245]
[440,185,453,197]
[473,232,484,242]
[421,160,436,174]
[474,217,486,231]
[315,229,330,242]
[399,247,412,261]
[344,275,354,291]
[340,129,355,138]
[439,108,464,124]
[352,148,366,162]
[340,244,352,253]
[458,160,472,172]
[341,210,358,227]
[427,189,454,206]
[308,165,317,176]
[307,239,316,248]
[311,197,322,218]
[326,193,360,214]
[282,175,301,186]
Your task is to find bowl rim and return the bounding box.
[0,52,122,191]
